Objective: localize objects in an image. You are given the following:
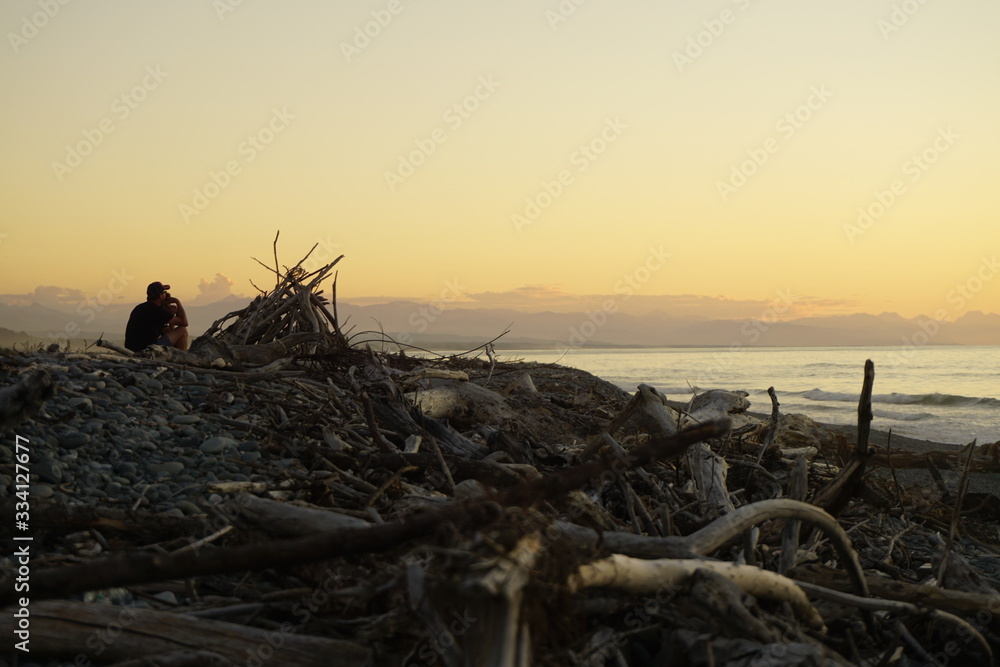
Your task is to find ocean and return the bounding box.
[499,346,1000,447]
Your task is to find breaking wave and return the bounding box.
[797,389,1000,408]
[874,410,936,422]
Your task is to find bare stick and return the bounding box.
[810,360,874,517]
[272,229,280,286]
[427,434,456,494]
[937,438,979,584]
[95,338,134,356]
[779,455,808,574]
[754,386,780,467]
[361,392,397,453]
[796,580,991,660]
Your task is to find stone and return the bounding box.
[138,376,164,393]
[34,459,63,484]
[30,483,55,499]
[176,500,202,515]
[67,397,93,411]
[148,462,185,475]
[58,431,91,449]
[200,436,238,455]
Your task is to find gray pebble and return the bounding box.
[115,462,138,477]
[174,415,201,425]
[34,459,63,484]
[200,436,238,454]
[159,397,182,410]
[176,500,202,515]
[139,377,164,393]
[67,396,93,411]
[30,483,55,499]
[58,431,91,449]
[148,462,185,475]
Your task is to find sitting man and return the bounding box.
[124,282,189,352]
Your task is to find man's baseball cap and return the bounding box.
[147,282,171,298]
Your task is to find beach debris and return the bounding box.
[4,248,1000,665]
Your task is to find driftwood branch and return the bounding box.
[570,557,825,631]
[0,420,729,606]
[810,359,875,516]
[0,600,370,666]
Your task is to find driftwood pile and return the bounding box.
[5,249,1000,665]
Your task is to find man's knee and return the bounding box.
[167,326,188,347]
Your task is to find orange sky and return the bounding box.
[2,0,999,322]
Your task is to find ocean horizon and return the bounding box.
[501,345,1000,447]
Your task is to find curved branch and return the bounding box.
[685,498,869,599]
[570,556,825,631]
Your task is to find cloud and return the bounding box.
[338,286,867,321]
[466,285,591,312]
[0,285,86,308]
[190,273,243,305]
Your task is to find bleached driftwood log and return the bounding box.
[681,389,750,518]
[456,533,543,667]
[580,383,679,461]
[685,441,736,518]
[570,556,825,631]
[407,379,516,427]
[681,389,751,428]
[503,372,538,395]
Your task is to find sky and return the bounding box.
[2,0,999,322]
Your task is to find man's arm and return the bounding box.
[163,297,189,328]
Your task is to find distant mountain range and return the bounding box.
[336,302,1000,348]
[2,297,998,350]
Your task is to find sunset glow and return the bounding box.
[2,0,999,322]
